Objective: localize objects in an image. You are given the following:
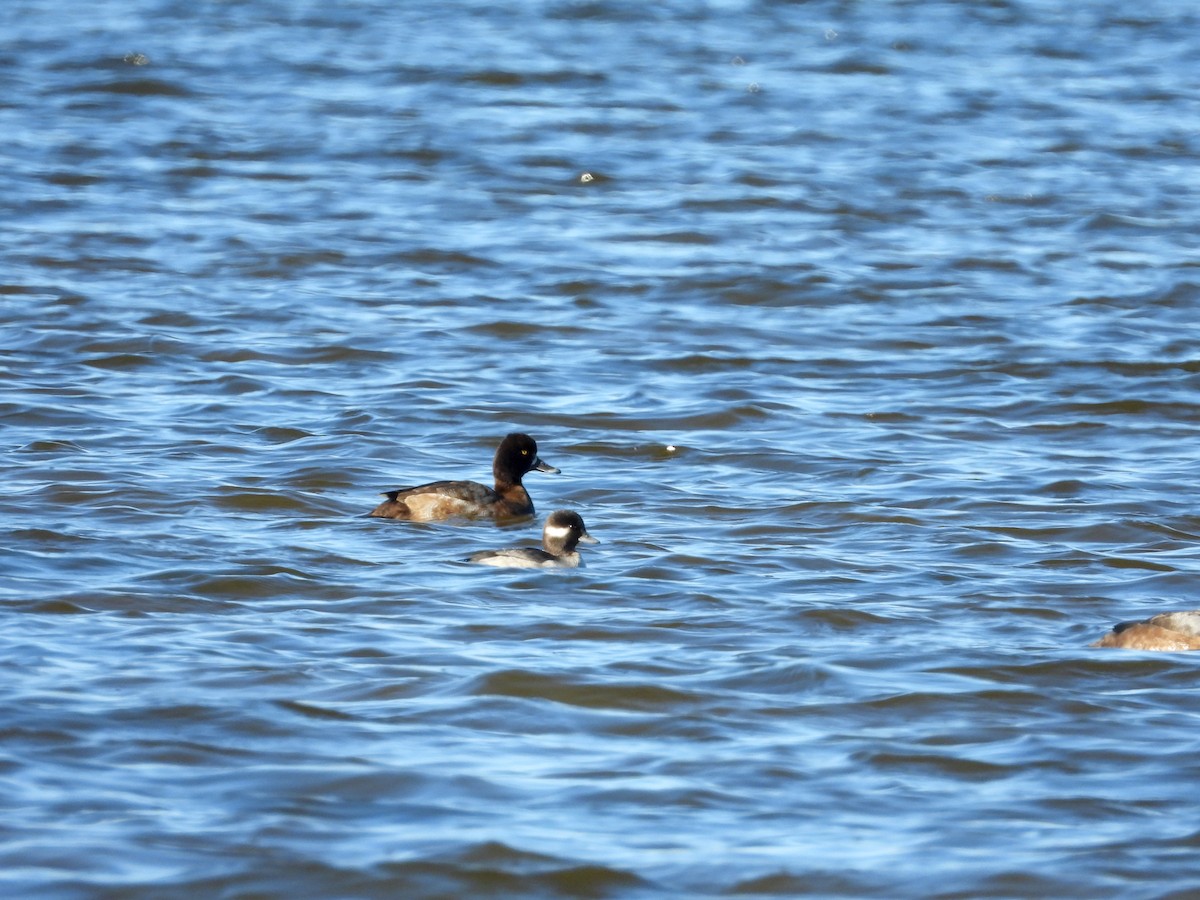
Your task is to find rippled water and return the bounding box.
[5,0,1200,896]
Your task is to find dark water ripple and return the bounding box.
[5,0,1200,896]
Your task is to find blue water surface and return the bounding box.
[3,1,1200,896]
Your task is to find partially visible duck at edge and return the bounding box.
[1091,610,1200,651]
[468,509,599,569]
[369,432,559,522]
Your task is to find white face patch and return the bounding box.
[544,524,573,541]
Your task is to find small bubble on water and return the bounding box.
[579,172,594,183]
[746,82,761,93]
[824,29,838,41]
[731,55,746,65]
[123,52,150,66]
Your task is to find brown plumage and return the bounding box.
[369,432,559,522]
[1091,611,1200,651]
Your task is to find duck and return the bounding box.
[468,509,598,568]
[1091,610,1200,650]
[369,432,559,521]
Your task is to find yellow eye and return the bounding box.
[521,449,529,455]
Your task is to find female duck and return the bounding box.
[1091,610,1200,651]
[369,432,559,521]
[468,510,598,568]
